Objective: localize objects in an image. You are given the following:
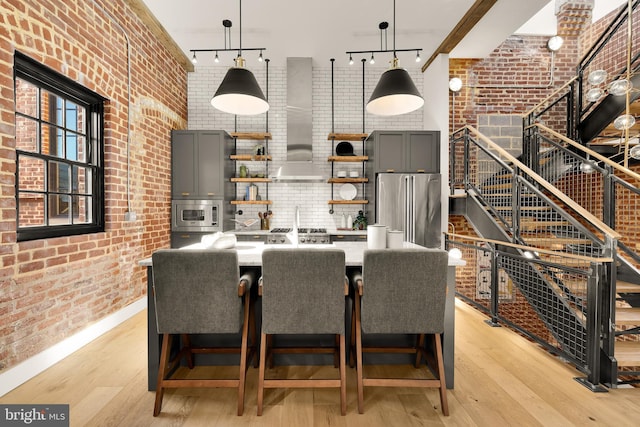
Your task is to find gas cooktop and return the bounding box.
[267,227,330,244]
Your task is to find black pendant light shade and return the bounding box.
[366,66,424,116]
[211,65,269,115]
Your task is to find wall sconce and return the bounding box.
[547,35,564,52]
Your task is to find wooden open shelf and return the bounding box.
[328,133,368,141]
[230,154,272,161]
[230,200,273,205]
[230,132,272,140]
[328,200,369,205]
[230,177,271,183]
[328,155,368,162]
[328,177,368,184]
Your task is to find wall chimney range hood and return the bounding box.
[272,57,326,182]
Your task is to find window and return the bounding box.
[14,52,105,241]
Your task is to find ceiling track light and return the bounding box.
[191,0,268,115]
[415,50,421,63]
[191,51,197,64]
[214,51,219,63]
[349,54,354,65]
[366,0,423,116]
[370,53,375,65]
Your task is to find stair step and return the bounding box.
[492,206,551,212]
[519,220,570,231]
[537,254,590,267]
[524,236,591,245]
[483,183,512,190]
[616,308,640,326]
[617,280,640,293]
[615,341,640,367]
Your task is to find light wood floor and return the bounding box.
[2,299,639,426]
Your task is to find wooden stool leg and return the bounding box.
[153,334,171,416]
[237,293,251,416]
[257,332,268,416]
[249,298,258,368]
[415,334,425,368]
[434,334,449,416]
[350,306,356,368]
[355,294,364,414]
[339,334,347,416]
[333,334,340,368]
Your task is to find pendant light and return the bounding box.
[210,0,268,115]
[366,0,423,116]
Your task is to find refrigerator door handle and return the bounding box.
[404,175,411,242]
[410,176,416,242]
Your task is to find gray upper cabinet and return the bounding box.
[367,130,440,174]
[171,130,233,199]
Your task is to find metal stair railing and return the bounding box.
[451,125,621,389]
[452,125,620,258]
[446,232,611,391]
[527,123,640,271]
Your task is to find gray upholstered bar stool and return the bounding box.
[352,248,449,416]
[257,247,348,416]
[151,249,255,416]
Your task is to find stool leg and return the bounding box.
[153,334,171,416]
[355,294,364,414]
[434,334,449,416]
[415,334,425,368]
[339,334,347,415]
[257,332,267,416]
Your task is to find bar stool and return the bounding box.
[151,249,255,416]
[257,247,348,416]
[352,248,449,415]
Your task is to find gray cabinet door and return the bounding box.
[172,130,229,199]
[407,131,440,173]
[171,131,197,198]
[197,131,224,197]
[373,131,405,172]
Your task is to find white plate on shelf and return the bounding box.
[339,183,357,200]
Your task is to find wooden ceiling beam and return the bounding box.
[421,0,498,72]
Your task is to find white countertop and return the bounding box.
[138,242,466,268]
[231,229,367,236]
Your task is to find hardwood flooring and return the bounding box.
[2,299,639,426]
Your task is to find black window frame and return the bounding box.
[14,52,105,241]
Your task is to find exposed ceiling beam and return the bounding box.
[421,0,498,72]
[124,0,194,72]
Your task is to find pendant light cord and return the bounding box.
[239,0,243,57]
[393,0,396,58]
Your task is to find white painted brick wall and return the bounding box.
[188,60,424,230]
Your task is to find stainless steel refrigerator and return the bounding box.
[375,173,442,248]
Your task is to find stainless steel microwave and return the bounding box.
[172,199,223,232]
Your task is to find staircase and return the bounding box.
[450,123,640,388]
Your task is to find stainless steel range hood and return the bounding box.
[272,58,325,182]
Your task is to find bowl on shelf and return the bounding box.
[336,141,355,156]
[349,170,359,178]
[337,171,347,178]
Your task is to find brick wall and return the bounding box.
[0,0,187,372]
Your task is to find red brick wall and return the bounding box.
[0,0,187,372]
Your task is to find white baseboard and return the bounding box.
[0,297,147,397]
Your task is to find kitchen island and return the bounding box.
[139,242,464,390]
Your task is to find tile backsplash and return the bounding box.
[187,60,424,230]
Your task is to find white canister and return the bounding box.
[367,224,387,249]
[387,230,403,248]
